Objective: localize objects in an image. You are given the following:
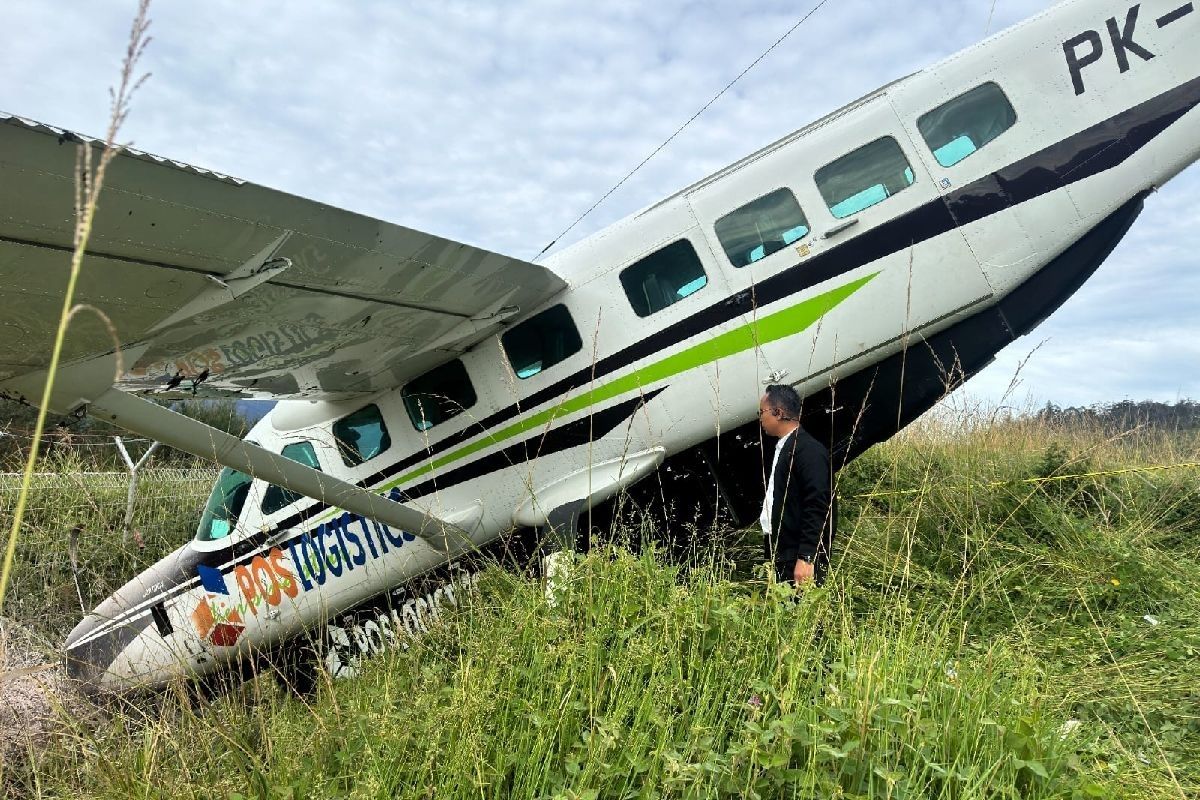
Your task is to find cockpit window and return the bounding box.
[333,403,392,466]
[261,441,321,516]
[196,467,253,542]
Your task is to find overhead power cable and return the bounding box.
[532,0,833,261]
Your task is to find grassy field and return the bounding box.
[1,417,1198,799]
[0,458,215,644]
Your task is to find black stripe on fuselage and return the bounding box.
[394,388,661,502]
[352,73,1200,494]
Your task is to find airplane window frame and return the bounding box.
[912,81,1017,169]
[401,358,478,432]
[501,304,584,381]
[618,239,709,318]
[261,440,322,516]
[196,467,254,542]
[714,188,812,268]
[815,136,917,219]
[333,403,392,467]
[917,82,1018,169]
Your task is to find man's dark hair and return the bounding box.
[764,384,803,421]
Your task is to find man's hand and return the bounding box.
[793,559,815,586]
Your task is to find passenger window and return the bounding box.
[918,82,1016,168]
[816,137,916,219]
[333,403,391,466]
[619,240,708,317]
[261,441,321,515]
[714,189,811,268]
[501,304,583,380]
[402,359,478,431]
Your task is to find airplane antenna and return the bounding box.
[532,0,832,261]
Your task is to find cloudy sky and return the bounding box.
[2,0,1197,411]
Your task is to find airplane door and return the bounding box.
[687,95,994,387]
[886,68,1041,297]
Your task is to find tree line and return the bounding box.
[1034,399,1200,433]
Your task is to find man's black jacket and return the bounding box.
[764,427,835,565]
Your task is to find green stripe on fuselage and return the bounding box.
[384,273,877,490]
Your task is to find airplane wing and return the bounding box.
[0,113,567,403]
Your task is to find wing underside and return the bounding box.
[0,114,566,403]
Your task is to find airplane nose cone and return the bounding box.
[63,619,107,687]
[62,541,218,692]
[63,601,153,690]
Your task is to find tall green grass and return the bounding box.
[4,418,1198,799]
[0,458,213,643]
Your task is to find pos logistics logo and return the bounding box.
[190,547,299,646]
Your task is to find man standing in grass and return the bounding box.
[758,384,836,587]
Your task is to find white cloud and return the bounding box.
[1,0,1197,407]
[964,174,1200,406]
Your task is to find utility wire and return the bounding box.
[985,0,999,35]
[532,0,833,261]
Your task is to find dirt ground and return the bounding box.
[0,618,75,783]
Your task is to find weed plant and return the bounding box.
[3,416,1198,799]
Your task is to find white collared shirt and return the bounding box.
[760,429,795,537]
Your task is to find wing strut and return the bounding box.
[87,389,463,552]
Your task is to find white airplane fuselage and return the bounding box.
[65,0,1200,690]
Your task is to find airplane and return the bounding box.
[0,0,1196,692]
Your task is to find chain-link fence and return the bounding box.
[1,466,216,643]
